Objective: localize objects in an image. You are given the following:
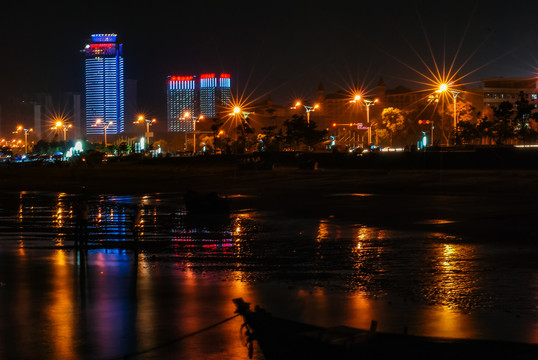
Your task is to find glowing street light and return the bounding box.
[14,126,32,154]
[93,118,113,145]
[436,83,460,133]
[226,104,254,152]
[136,116,156,149]
[52,121,72,141]
[291,101,319,124]
[136,115,156,133]
[182,112,204,153]
[350,95,378,145]
[229,106,252,141]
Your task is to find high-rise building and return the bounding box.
[84,33,125,136]
[200,73,231,119]
[167,75,197,132]
[166,73,231,133]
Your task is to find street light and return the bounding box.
[93,118,113,145]
[14,126,32,154]
[291,101,319,124]
[230,106,252,141]
[436,83,460,134]
[182,112,204,153]
[136,116,156,150]
[52,121,72,141]
[350,95,378,145]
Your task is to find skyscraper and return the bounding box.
[167,75,197,132]
[84,34,125,136]
[200,73,231,119]
[166,73,231,133]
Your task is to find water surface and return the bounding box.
[0,191,536,359]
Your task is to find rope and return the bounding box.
[105,313,241,360]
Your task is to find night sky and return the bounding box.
[1,0,537,125]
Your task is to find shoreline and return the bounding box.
[1,159,538,197]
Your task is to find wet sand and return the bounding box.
[3,158,538,245]
[3,159,538,198]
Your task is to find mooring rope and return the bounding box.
[105,313,241,360]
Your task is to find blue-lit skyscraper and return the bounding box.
[84,33,125,136]
[167,75,197,132]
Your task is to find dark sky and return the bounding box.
[1,0,537,122]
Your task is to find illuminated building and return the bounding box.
[167,75,196,132]
[84,33,125,136]
[200,73,231,119]
[480,77,538,109]
[166,73,231,133]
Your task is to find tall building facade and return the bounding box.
[166,73,231,132]
[84,34,125,136]
[167,76,197,132]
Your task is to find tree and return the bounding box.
[257,126,284,152]
[380,107,405,147]
[445,99,476,145]
[153,139,169,154]
[118,141,130,155]
[283,115,327,151]
[514,92,538,144]
[491,101,515,144]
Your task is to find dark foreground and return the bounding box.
[234,298,538,360]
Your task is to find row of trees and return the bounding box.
[376,91,538,147]
[7,92,536,157]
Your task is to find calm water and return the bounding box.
[0,190,536,359]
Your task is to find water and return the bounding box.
[0,190,536,359]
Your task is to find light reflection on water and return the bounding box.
[0,191,536,359]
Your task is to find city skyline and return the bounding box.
[1,1,538,134]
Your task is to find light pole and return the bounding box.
[182,112,204,153]
[136,116,156,150]
[350,95,378,145]
[93,119,113,145]
[229,106,252,153]
[436,84,460,142]
[15,126,32,154]
[52,121,72,141]
[292,101,319,124]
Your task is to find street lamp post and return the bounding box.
[229,106,252,154]
[182,112,204,153]
[451,91,460,131]
[94,119,113,145]
[15,126,32,154]
[436,84,460,144]
[292,101,319,124]
[231,106,251,141]
[52,121,72,141]
[350,95,378,145]
[136,116,156,151]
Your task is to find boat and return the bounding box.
[232,298,538,360]
[183,190,230,214]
